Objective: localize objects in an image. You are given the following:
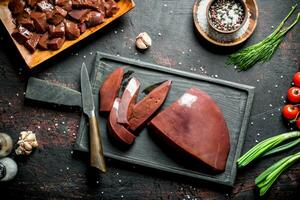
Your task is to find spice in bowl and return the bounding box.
[207,0,247,33]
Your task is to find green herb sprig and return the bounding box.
[255,151,300,196]
[237,131,300,168]
[227,5,300,71]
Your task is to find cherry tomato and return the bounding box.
[282,104,299,120]
[287,87,300,103]
[293,72,300,87]
[296,118,300,129]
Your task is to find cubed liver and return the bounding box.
[64,20,80,40]
[47,37,65,50]
[103,0,119,17]
[129,80,172,132]
[149,88,230,172]
[47,6,68,25]
[48,22,65,38]
[55,0,72,11]
[99,67,124,112]
[26,0,38,8]
[8,0,26,15]
[30,12,47,33]
[83,11,104,27]
[38,32,49,50]
[16,15,35,32]
[24,33,40,53]
[68,9,90,22]
[11,26,32,44]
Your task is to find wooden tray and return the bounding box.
[25,52,255,186]
[0,0,135,69]
[193,0,258,47]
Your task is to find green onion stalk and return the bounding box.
[227,4,300,71]
[237,131,300,168]
[255,151,300,196]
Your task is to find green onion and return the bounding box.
[227,5,300,71]
[255,151,300,196]
[237,131,300,168]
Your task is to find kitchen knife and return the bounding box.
[81,63,107,172]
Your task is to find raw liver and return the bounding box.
[16,14,35,32]
[149,88,230,172]
[129,80,172,132]
[68,9,90,22]
[30,12,47,33]
[47,37,65,50]
[55,0,72,11]
[11,26,32,44]
[103,0,119,17]
[99,67,124,112]
[24,33,40,53]
[38,32,49,50]
[83,11,104,27]
[8,0,26,15]
[48,22,65,38]
[47,6,68,25]
[108,98,136,145]
[117,77,140,125]
[64,20,80,40]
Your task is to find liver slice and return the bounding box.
[99,67,124,112]
[117,77,140,125]
[128,80,172,132]
[68,9,90,22]
[108,98,136,145]
[149,88,230,172]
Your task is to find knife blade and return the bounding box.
[81,63,107,172]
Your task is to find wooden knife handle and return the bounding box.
[89,115,107,172]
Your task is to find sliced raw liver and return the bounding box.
[129,80,172,132]
[30,12,48,33]
[72,0,105,13]
[108,98,136,145]
[11,26,32,44]
[24,33,40,53]
[117,77,140,125]
[8,0,26,15]
[64,20,80,40]
[68,9,90,22]
[99,67,124,112]
[83,11,104,27]
[48,22,65,38]
[149,88,230,172]
[47,6,68,25]
[47,37,65,50]
[38,32,49,50]
[55,0,72,11]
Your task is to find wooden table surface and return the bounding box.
[0,0,299,199]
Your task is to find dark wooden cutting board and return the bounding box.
[25,52,254,186]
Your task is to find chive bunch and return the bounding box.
[237,131,300,196]
[227,4,300,71]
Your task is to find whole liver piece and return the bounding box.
[149,87,230,172]
[128,80,172,132]
[108,98,136,145]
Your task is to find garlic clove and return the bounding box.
[23,142,32,151]
[31,141,38,148]
[135,32,152,50]
[0,133,13,158]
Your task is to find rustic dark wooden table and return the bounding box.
[0,0,300,199]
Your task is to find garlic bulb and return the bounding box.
[135,32,152,50]
[0,157,18,181]
[0,133,13,157]
[15,131,38,156]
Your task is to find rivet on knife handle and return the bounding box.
[89,114,107,172]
